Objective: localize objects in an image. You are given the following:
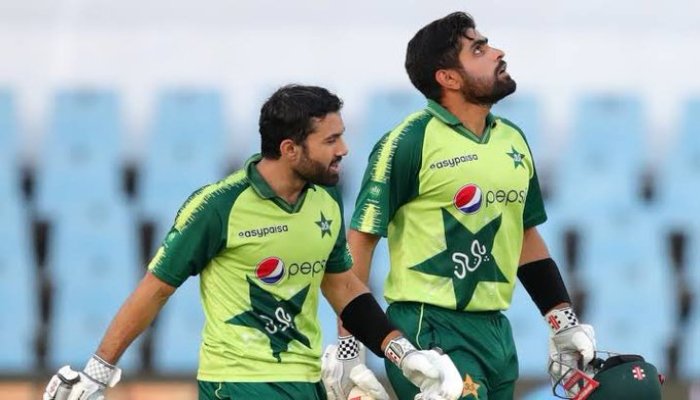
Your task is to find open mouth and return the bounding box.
[329,160,341,173]
[498,62,508,75]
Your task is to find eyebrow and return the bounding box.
[326,130,345,139]
[469,37,489,49]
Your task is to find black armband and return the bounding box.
[340,293,396,357]
[517,258,571,315]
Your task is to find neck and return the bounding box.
[440,93,491,136]
[256,157,307,204]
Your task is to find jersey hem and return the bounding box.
[349,223,387,238]
[149,268,185,288]
[196,371,321,383]
[524,213,548,229]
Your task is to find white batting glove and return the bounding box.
[43,355,121,400]
[322,336,390,400]
[385,337,462,400]
[546,307,596,379]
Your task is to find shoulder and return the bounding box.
[494,116,529,143]
[314,185,344,209]
[374,110,433,153]
[173,169,250,230]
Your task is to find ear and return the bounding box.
[435,69,462,91]
[279,138,300,161]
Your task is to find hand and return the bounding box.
[44,356,121,400]
[322,336,390,400]
[545,307,596,380]
[385,337,462,400]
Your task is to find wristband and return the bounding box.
[337,335,360,360]
[384,336,416,367]
[545,306,579,334]
[340,292,396,357]
[517,258,571,315]
[83,355,117,386]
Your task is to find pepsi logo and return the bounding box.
[256,257,285,284]
[453,184,482,214]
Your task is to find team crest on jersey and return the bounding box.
[453,184,482,214]
[256,257,285,284]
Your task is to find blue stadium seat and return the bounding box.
[47,199,141,370]
[362,88,425,140]
[654,97,700,227]
[551,94,647,218]
[343,88,425,208]
[578,214,673,370]
[0,89,19,198]
[0,195,37,372]
[681,310,700,378]
[152,276,204,373]
[139,89,226,227]
[492,93,544,158]
[36,89,125,217]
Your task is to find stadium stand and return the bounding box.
[0,194,37,373]
[0,89,20,199]
[548,94,648,219]
[577,214,674,371]
[0,88,693,386]
[34,89,125,217]
[138,88,227,242]
[46,200,141,370]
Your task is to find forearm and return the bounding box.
[95,272,175,364]
[518,227,571,314]
[346,229,380,283]
[338,229,380,335]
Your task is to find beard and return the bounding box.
[459,62,516,106]
[293,146,342,186]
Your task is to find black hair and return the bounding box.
[405,12,476,101]
[259,84,343,159]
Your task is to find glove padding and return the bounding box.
[549,324,596,365]
[407,350,464,400]
[545,307,596,372]
[385,337,462,400]
[44,356,121,400]
[322,341,390,400]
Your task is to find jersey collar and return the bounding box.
[426,99,497,144]
[244,153,314,213]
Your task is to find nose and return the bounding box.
[337,137,349,157]
[493,47,505,60]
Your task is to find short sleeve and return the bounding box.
[148,188,227,287]
[350,115,427,236]
[324,187,354,273]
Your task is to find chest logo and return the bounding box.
[506,146,526,169]
[453,184,482,214]
[315,212,333,238]
[256,257,285,284]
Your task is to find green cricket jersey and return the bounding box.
[148,154,353,382]
[351,100,547,312]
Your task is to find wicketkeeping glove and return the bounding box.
[43,355,121,400]
[322,336,390,400]
[384,336,462,400]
